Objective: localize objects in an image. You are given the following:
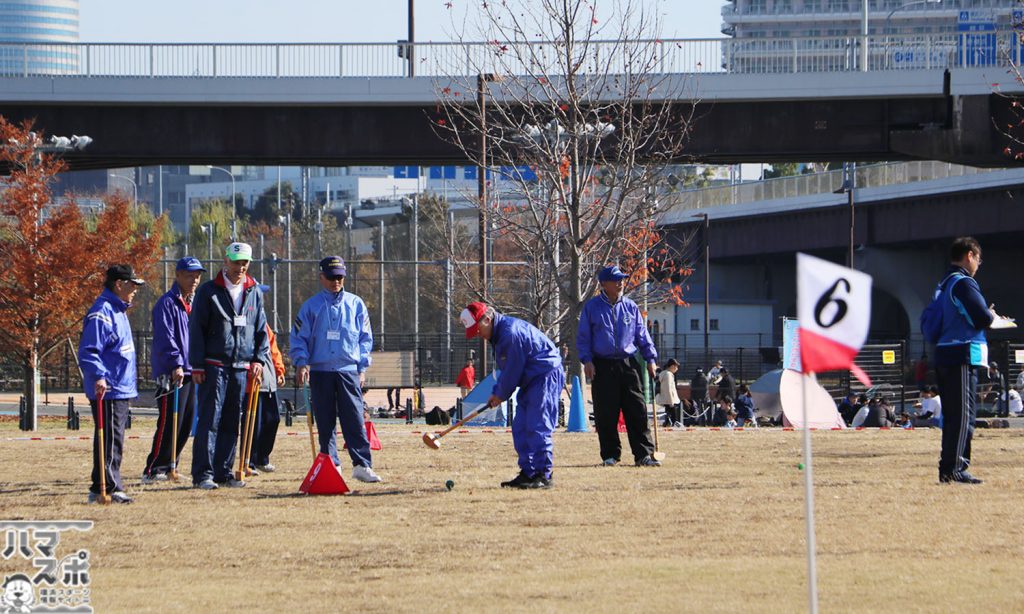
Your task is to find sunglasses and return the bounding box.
[324,274,345,281]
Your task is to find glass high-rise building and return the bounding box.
[0,0,79,74]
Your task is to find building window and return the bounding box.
[710,319,720,331]
[690,319,700,331]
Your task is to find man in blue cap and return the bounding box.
[461,301,563,488]
[290,256,380,483]
[577,264,661,467]
[142,256,205,484]
[189,242,269,490]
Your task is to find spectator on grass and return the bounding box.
[712,396,733,428]
[735,385,756,426]
[715,367,736,403]
[837,392,858,426]
[690,368,709,415]
[724,408,738,429]
[863,396,896,428]
[655,358,681,427]
[850,397,871,428]
[79,265,145,504]
[1007,388,1022,416]
[915,386,943,428]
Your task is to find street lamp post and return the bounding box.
[207,165,236,240]
[692,213,710,368]
[477,72,501,375]
[108,173,138,210]
[834,163,857,269]
[201,223,214,262]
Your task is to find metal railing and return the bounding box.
[0,32,1018,78]
[663,160,1009,217]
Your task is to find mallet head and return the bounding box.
[652,451,666,462]
[422,432,441,449]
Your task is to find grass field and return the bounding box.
[2,418,1023,613]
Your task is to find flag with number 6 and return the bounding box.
[797,253,873,386]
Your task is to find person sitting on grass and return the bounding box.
[734,385,756,426]
[724,408,738,429]
[712,396,733,427]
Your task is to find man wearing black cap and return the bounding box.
[576,264,661,467]
[142,256,205,484]
[290,256,380,483]
[79,264,145,504]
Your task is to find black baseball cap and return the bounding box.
[105,264,145,286]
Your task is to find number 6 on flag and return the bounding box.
[796,253,873,386]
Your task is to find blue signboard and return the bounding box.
[957,10,997,67]
[393,165,420,179]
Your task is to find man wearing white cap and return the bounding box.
[188,242,269,490]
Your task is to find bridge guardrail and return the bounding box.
[0,33,1019,79]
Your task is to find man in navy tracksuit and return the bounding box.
[79,265,145,504]
[189,242,269,490]
[142,256,205,483]
[933,237,1002,484]
[290,256,380,483]
[461,302,564,489]
[577,265,660,467]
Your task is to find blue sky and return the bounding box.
[80,1,725,42]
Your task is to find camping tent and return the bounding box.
[462,371,509,427]
[749,369,845,429]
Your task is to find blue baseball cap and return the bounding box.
[319,256,346,277]
[176,257,206,272]
[597,265,629,282]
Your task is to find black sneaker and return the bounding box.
[526,474,553,489]
[636,456,662,467]
[500,472,533,488]
[939,472,983,484]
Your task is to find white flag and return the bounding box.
[796,253,873,385]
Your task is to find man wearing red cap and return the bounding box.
[461,302,563,489]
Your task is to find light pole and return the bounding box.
[207,165,236,240]
[407,0,415,78]
[692,213,710,368]
[108,173,138,210]
[886,0,942,23]
[477,72,501,375]
[201,223,214,262]
[834,163,857,269]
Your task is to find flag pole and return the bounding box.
[802,372,819,614]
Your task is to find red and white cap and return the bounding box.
[460,302,488,339]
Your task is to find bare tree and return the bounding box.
[432,0,696,373]
[998,2,1024,159]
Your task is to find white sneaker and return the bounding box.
[194,479,219,490]
[221,478,246,488]
[141,472,168,485]
[254,463,276,473]
[352,465,382,483]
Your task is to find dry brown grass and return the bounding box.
[2,420,1023,613]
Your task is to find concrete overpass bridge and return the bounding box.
[1,35,1023,169]
[658,161,1024,350]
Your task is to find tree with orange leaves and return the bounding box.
[0,117,165,429]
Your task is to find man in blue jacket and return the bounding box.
[461,302,563,489]
[142,256,205,483]
[189,243,269,490]
[933,237,1003,485]
[290,256,380,483]
[79,265,145,504]
[577,265,660,467]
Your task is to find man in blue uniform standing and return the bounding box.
[933,237,1002,484]
[577,265,661,467]
[189,242,269,490]
[142,256,204,483]
[291,256,380,483]
[79,264,145,504]
[461,301,564,489]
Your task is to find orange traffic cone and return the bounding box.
[299,453,350,495]
[344,420,383,451]
[617,411,627,433]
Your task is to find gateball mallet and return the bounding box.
[422,402,492,449]
[95,389,112,504]
[169,383,181,481]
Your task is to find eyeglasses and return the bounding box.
[972,252,982,265]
